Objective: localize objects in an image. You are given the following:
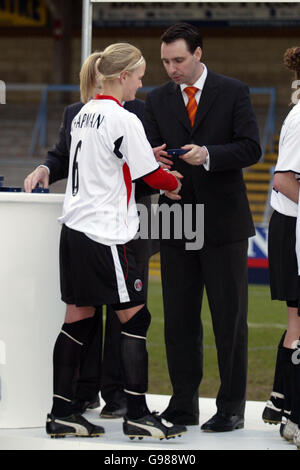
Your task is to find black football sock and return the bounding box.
[120,305,151,419]
[51,317,94,417]
[281,345,296,420]
[268,331,287,413]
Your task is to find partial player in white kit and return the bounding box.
[262,46,300,448]
[46,43,187,441]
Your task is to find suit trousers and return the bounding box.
[160,239,249,418]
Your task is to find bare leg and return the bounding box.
[114,303,145,324]
[64,304,95,323]
[284,307,300,349]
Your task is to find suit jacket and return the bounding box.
[144,70,262,246]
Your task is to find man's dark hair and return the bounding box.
[161,23,203,53]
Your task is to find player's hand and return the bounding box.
[165,170,183,200]
[180,144,207,166]
[153,143,174,169]
[24,166,49,193]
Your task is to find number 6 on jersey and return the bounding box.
[72,140,82,196]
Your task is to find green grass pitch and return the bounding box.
[146,279,286,402]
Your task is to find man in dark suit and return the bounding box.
[144,23,261,431]
[24,98,155,419]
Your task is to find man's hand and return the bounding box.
[153,143,174,169]
[24,166,49,193]
[165,170,183,200]
[180,144,208,166]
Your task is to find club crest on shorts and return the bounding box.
[134,279,142,292]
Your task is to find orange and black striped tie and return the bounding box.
[185,86,198,127]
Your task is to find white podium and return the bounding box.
[0,193,65,428]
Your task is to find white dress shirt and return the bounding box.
[180,63,208,106]
[180,63,210,170]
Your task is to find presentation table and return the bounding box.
[0,193,65,428]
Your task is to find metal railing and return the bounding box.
[249,87,276,160]
[6,84,276,159]
[6,84,80,156]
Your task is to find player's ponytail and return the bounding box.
[80,51,102,103]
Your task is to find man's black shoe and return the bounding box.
[100,403,127,419]
[46,413,105,438]
[160,408,199,426]
[201,412,244,432]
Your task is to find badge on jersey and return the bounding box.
[134,279,143,292]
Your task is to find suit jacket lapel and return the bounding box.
[192,70,220,135]
[168,82,191,133]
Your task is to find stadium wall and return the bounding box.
[0,31,299,111]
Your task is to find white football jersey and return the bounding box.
[59,96,159,245]
[271,100,300,217]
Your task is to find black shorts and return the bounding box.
[268,210,298,306]
[59,224,146,309]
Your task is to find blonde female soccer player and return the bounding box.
[46,43,186,441]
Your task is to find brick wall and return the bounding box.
[1,32,299,109]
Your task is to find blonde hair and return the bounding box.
[80,51,102,103]
[95,43,144,82]
[79,44,144,103]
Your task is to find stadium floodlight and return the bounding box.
[0,80,6,104]
[81,0,93,65]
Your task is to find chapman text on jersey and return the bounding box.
[72,112,105,130]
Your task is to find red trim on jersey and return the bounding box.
[123,245,129,281]
[122,163,132,207]
[248,258,269,268]
[143,167,178,191]
[94,94,123,107]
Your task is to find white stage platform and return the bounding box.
[0,395,297,451]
